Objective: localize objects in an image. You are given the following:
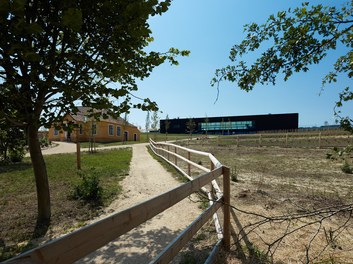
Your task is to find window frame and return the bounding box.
[108,124,114,136]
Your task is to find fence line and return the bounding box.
[149,139,227,245]
[7,142,230,264]
[199,131,352,149]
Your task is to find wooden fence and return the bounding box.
[7,141,230,264]
[187,131,352,149]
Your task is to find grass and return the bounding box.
[143,133,191,142]
[76,133,191,148]
[146,146,188,183]
[0,148,131,261]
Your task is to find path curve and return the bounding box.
[75,143,202,263]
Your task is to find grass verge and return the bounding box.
[0,148,131,261]
[146,146,188,183]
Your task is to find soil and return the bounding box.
[180,141,353,264]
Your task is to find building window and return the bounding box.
[117,126,121,136]
[200,121,254,131]
[54,129,59,136]
[108,124,114,136]
[92,123,97,135]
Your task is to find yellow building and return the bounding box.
[48,107,140,143]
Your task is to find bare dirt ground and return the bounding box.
[75,143,202,263]
[179,141,353,263]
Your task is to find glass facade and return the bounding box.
[200,121,254,131]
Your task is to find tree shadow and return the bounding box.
[216,208,272,264]
[0,162,32,174]
[77,218,183,264]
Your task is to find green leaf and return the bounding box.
[62,8,83,31]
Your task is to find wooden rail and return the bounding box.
[149,139,230,253]
[7,141,230,264]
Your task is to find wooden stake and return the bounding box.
[222,166,230,250]
[188,151,191,176]
[76,142,81,170]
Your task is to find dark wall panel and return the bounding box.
[160,113,298,134]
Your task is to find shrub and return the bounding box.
[73,169,103,204]
[341,162,353,174]
[231,166,238,182]
[39,137,50,148]
[9,147,25,163]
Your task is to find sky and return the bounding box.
[126,0,352,129]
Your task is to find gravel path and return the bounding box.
[59,143,202,263]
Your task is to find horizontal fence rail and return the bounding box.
[149,139,230,259]
[7,141,230,264]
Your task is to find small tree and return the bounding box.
[165,114,171,141]
[204,116,209,136]
[221,118,225,135]
[145,111,151,132]
[151,111,160,131]
[122,113,128,144]
[228,118,232,135]
[186,118,196,141]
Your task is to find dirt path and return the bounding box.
[76,143,202,263]
[26,141,135,156]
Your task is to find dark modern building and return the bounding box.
[160,113,299,134]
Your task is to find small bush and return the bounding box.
[9,146,25,163]
[341,162,353,174]
[231,166,238,182]
[40,137,50,148]
[73,169,103,204]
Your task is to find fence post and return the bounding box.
[285,133,288,147]
[237,135,239,147]
[259,134,262,147]
[76,142,81,170]
[318,132,321,149]
[175,147,177,165]
[222,166,230,250]
[188,151,191,176]
[167,145,170,161]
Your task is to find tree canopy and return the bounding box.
[212,1,353,130]
[0,0,188,128]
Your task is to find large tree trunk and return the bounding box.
[27,124,51,225]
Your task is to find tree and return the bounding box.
[164,114,171,141]
[204,115,209,136]
[0,0,189,225]
[210,2,353,260]
[122,112,128,144]
[186,118,196,140]
[212,1,353,131]
[0,124,26,162]
[151,111,159,130]
[145,111,151,132]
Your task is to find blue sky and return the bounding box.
[127,0,352,129]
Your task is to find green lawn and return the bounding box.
[77,133,192,148]
[0,148,132,261]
